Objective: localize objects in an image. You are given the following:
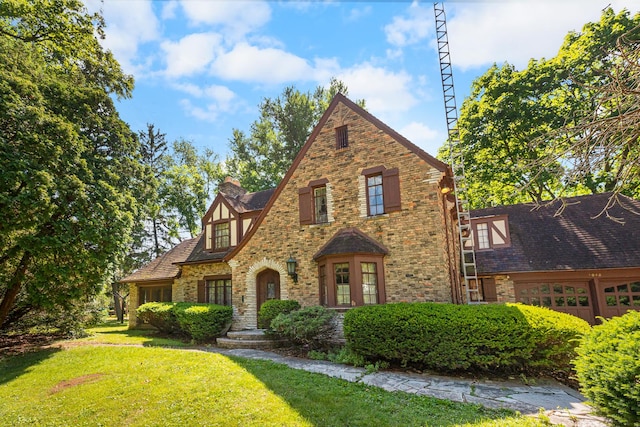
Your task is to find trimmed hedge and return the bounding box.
[136,302,233,342]
[574,311,640,426]
[258,299,300,329]
[136,302,180,334]
[343,302,590,374]
[271,306,336,348]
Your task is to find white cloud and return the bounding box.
[446,1,636,70]
[161,33,224,77]
[180,0,271,40]
[210,43,315,84]
[398,122,440,153]
[174,83,238,122]
[384,1,432,48]
[346,6,372,22]
[336,64,417,114]
[161,1,179,20]
[84,0,160,73]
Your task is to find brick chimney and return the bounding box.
[218,176,247,198]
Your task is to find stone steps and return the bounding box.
[216,329,288,350]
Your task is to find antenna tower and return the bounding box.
[433,3,480,303]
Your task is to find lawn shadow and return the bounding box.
[228,355,518,427]
[0,346,61,387]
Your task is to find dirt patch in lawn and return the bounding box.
[49,373,105,394]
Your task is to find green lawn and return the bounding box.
[0,322,553,426]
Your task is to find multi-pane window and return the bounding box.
[207,278,232,306]
[214,222,230,249]
[361,262,378,305]
[319,265,327,306]
[367,174,384,216]
[314,186,328,224]
[476,223,490,249]
[139,285,172,305]
[335,125,348,149]
[603,281,640,307]
[335,263,350,306]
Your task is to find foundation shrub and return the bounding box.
[258,299,300,329]
[173,303,233,342]
[343,302,589,374]
[136,302,180,334]
[574,311,640,427]
[270,306,336,348]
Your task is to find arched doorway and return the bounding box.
[256,269,280,311]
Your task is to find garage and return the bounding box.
[598,280,640,318]
[515,282,594,324]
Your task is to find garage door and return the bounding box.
[599,281,640,318]
[515,282,594,324]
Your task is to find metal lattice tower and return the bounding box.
[433,3,480,303]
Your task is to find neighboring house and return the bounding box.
[470,193,640,324]
[122,94,640,329]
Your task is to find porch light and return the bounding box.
[286,255,298,283]
[440,185,452,194]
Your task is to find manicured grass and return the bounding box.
[0,324,553,426]
[77,319,190,347]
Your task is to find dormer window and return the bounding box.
[214,222,230,249]
[335,125,348,149]
[468,215,511,250]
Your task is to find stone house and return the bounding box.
[122,94,640,329]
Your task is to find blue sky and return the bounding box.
[88,0,638,159]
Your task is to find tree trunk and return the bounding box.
[0,251,32,329]
[112,282,124,323]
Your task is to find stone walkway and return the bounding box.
[202,347,608,427]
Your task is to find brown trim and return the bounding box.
[481,277,498,302]
[197,280,206,303]
[382,167,401,213]
[361,165,386,176]
[316,253,386,307]
[224,93,447,262]
[298,186,313,225]
[308,177,329,187]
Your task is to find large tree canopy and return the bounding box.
[226,78,365,192]
[0,0,141,329]
[447,8,640,210]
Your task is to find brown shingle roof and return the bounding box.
[224,188,275,213]
[313,228,388,260]
[120,237,199,283]
[472,193,640,274]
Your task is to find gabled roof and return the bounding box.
[313,228,389,260]
[224,188,275,214]
[225,93,448,261]
[179,233,228,265]
[472,193,640,274]
[120,237,199,283]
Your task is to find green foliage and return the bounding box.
[0,0,142,330]
[172,302,233,343]
[226,78,365,192]
[270,306,336,348]
[574,311,640,426]
[449,8,640,208]
[344,303,589,374]
[136,302,180,334]
[258,299,300,329]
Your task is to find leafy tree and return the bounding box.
[161,140,225,238]
[0,0,141,329]
[226,78,365,192]
[448,8,640,209]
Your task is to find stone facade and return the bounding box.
[228,97,455,329]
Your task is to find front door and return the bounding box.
[257,269,280,311]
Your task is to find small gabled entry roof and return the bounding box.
[120,237,199,283]
[313,228,388,260]
[472,193,640,274]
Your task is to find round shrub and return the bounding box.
[343,302,589,374]
[270,305,336,348]
[258,299,300,329]
[574,311,640,426]
[136,302,180,334]
[173,303,233,342]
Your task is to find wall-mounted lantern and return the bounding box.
[286,255,298,283]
